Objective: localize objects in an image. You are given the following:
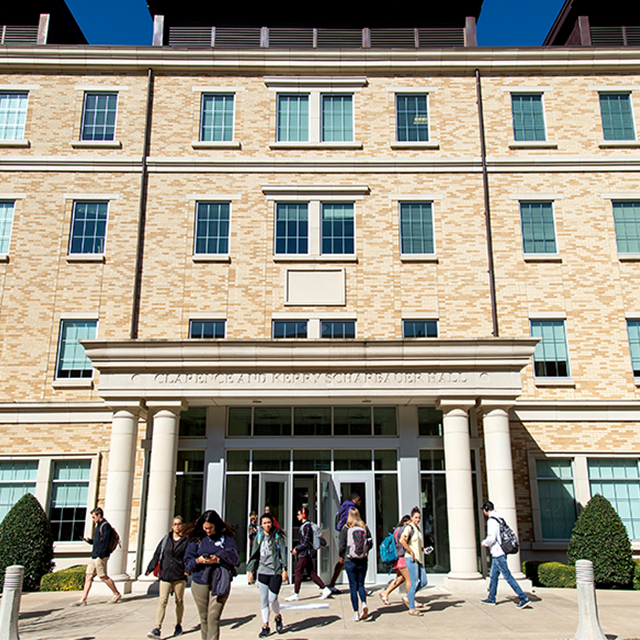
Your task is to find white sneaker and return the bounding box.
[352,613,360,621]
[319,587,332,600]
[360,605,369,620]
[285,593,299,602]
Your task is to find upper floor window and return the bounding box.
[69,201,108,255]
[322,95,353,142]
[400,202,434,255]
[520,201,557,255]
[194,202,230,256]
[0,201,15,255]
[530,319,570,378]
[56,319,97,379]
[277,94,309,142]
[200,94,234,142]
[321,320,355,339]
[0,460,38,523]
[627,320,640,377]
[189,320,226,339]
[272,320,307,339]
[275,203,308,254]
[511,93,546,142]
[0,91,28,140]
[396,94,429,142]
[612,201,640,254]
[322,203,354,254]
[599,92,635,141]
[81,92,117,142]
[403,320,438,338]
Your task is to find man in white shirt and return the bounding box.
[481,501,531,609]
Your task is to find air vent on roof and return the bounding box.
[417,27,464,48]
[591,26,640,46]
[370,29,417,48]
[168,26,212,47]
[1,25,39,44]
[625,26,640,46]
[214,27,263,48]
[268,28,314,49]
[316,29,363,49]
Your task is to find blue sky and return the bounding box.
[64,0,567,47]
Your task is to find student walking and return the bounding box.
[327,493,361,593]
[400,506,430,616]
[145,516,189,639]
[480,501,531,609]
[72,507,121,606]
[247,513,288,637]
[184,510,240,640]
[379,515,411,605]
[286,507,332,601]
[339,507,373,621]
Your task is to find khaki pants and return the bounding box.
[156,579,186,630]
[191,581,229,640]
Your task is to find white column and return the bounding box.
[104,404,144,582]
[438,400,483,588]
[140,401,186,575]
[481,402,524,578]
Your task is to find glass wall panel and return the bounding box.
[224,474,249,571]
[294,407,331,436]
[334,407,372,436]
[228,407,252,436]
[293,450,331,471]
[254,408,292,436]
[418,407,443,436]
[334,450,371,471]
[374,407,397,436]
[180,407,207,437]
[375,474,399,573]
[420,450,445,471]
[253,450,290,472]
[175,450,204,523]
[421,473,450,572]
[227,450,250,472]
[374,450,397,471]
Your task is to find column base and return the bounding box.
[490,576,534,596]
[443,573,486,593]
[132,573,161,595]
[89,575,133,596]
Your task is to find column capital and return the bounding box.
[146,400,188,415]
[436,398,476,413]
[106,401,147,419]
[478,399,515,414]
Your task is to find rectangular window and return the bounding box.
[272,320,307,339]
[0,201,15,254]
[418,407,443,436]
[200,94,234,142]
[0,91,28,140]
[520,202,557,254]
[56,320,97,379]
[511,93,546,141]
[612,201,640,254]
[400,202,434,255]
[175,450,205,523]
[81,92,118,142]
[254,410,292,437]
[396,94,429,142]
[334,407,372,436]
[293,408,332,436]
[588,459,640,539]
[627,320,640,377]
[403,320,438,338]
[194,202,230,255]
[189,320,225,339]
[321,320,355,339]
[599,92,635,141]
[49,460,91,542]
[322,95,353,142]
[322,203,354,254]
[69,202,108,255]
[536,459,577,539]
[0,461,38,523]
[275,203,308,254]
[277,95,309,142]
[530,319,570,378]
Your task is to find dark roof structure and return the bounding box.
[1,1,86,44]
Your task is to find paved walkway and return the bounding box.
[14,583,640,640]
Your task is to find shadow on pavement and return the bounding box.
[284,615,341,634]
[221,614,256,629]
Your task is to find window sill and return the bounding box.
[273,254,357,263]
[400,254,438,263]
[598,140,640,148]
[508,140,558,149]
[191,141,242,149]
[618,253,640,262]
[192,254,231,263]
[524,254,562,263]
[0,139,30,148]
[269,141,363,150]
[634,377,640,387]
[390,141,440,150]
[71,140,122,149]
[53,541,89,554]
[0,254,8,263]
[533,377,575,387]
[66,254,105,263]
[52,378,93,389]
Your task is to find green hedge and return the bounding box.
[537,562,576,588]
[40,565,87,592]
[633,558,640,591]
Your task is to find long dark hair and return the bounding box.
[259,512,285,539]
[185,509,235,541]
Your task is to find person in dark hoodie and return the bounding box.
[145,516,189,639]
[184,510,240,640]
[326,493,361,593]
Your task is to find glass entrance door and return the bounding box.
[259,473,292,572]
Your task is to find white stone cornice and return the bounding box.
[513,399,640,422]
[0,401,112,423]
[0,156,142,172]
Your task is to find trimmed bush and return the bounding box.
[633,558,640,591]
[567,494,633,588]
[522,560,544,587]
[0,493,55,591]
[40,565,87,591]
[538,562,576,588]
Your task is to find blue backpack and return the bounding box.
[379,531,398,566]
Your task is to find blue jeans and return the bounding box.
[344,559,367,612]
[487,554,527,603]
[405,556,427,609]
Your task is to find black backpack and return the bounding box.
[490,516,519,555]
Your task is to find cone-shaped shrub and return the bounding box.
[567,493,633,587]
[0,493,54,591]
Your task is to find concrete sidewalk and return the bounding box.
[14,583,640,640]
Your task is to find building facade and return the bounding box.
[0,0,639,590]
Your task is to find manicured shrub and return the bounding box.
[40,565,86,591]
[522,560,543,587]
[0,493,55,591]
[538,562,576,588]
[633,558,640,591]
[567,494,633,588]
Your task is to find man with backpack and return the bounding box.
[480,501,531,609]
[286,507,332,601]
[72,507,122,606]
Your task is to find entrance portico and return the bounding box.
[83,338,537,591]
